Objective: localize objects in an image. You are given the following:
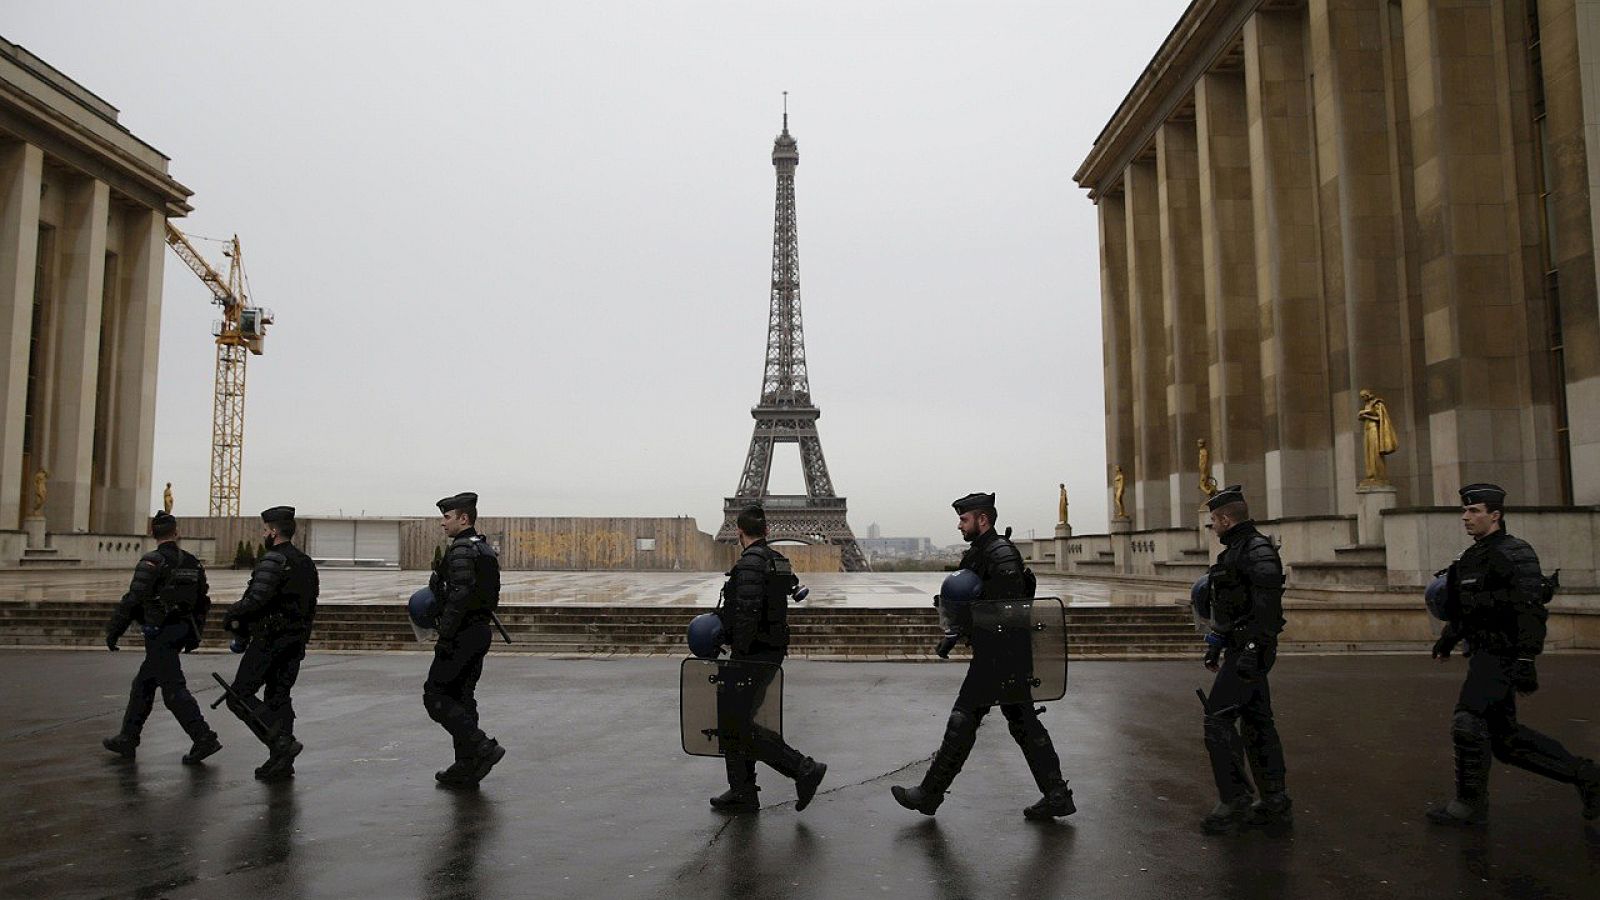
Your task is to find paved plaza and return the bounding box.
[0,569,1183,609]
[3,650,1598,898]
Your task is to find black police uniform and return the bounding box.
[894,493,1074,820]
[710,538,826,812]
[102,516,220,763]
[1198,485,1289,834]
[426,493,505,786]
[1426,483,1600,826]
[224,506,319,779]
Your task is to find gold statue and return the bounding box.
[31,469,48,515]
[1197,438,1218,497]
[163,482,174,514]
[1112,465,1127,519]
[1057,483,1069,525]
[1358,388,1398,485]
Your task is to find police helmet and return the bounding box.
[687,612,725,659]
[408,587,440,629]
[1424,574,1450,621]
[1190,574,1211,621]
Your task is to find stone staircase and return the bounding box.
[0,602,1204,659]
[1289,544,1387,587]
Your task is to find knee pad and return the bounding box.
[1451,710,1489,746]
[162,685,194,707]
[1005,710,1047,747]
[423,692,449,721]
[944,709,980,745]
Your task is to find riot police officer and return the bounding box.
[891,492,1075,820]
[101,511,221,765]
[707,505,828,814]
[1197,485,1290,835]
[222,506,319,780]
[426,492,506,787]
[1425,483,1600,826]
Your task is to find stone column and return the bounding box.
[1099,193,1136,523]
[1158,120,1209,524]
[0,142,42,529]
[1401,0,1536,501]
[1309,0,1416,511]
[1540,0,1600,504]
[1125,159,1172,530]
[44,176,108,532]
[1195,70,1266,496]
[1244,7,1337,519]
[106,209,164,535]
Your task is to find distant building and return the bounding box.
[867,521,881,539]
[859,536,934,560]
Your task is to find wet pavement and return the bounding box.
[4,650,1598,899]
[0,569,1183,609]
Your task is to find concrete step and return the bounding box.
[1333,544,1387,565]
[1288,560,1388,587]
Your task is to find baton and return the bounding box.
[210,671,279,741]
[489,611,513,645]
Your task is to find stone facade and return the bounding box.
[0,37,190,563]
[1076,1,1600,579]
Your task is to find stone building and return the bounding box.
[1,37,191,565]
[1068,0,1600,609]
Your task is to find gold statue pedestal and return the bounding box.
[23,516,46,550]
[1054,523,1072,539]
[1109,516,1133,575]
[1356,483,1397,545]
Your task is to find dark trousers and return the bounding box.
[229,631,307,745]
[1203,644,1287,801]
[721,649,809,789]
[424,620,492,758]
[1450,652,1587,802]
[919,654,1066,795]
[118,623,210,742]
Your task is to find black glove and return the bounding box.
[105,633,119,652]
[1236,641,1263,682]
[1431,632,1459,660]
[1202,632,1224,671]
[935,633,960,659]
[1511,658,1539,694]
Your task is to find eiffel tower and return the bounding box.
[718,103,869,572]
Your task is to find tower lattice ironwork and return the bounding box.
[719,105,869,572]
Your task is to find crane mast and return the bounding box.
[164,222,272,517]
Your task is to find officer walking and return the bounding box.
[891,492,1075,820]
[1196,485,1291,835]
[1425,483,1600,826]
[101,511,222,765]
[426,492,506,787]
[221,506,319,781]
[707,504,828,814]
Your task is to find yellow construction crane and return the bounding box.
[164,223,273,517]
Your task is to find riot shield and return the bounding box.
[1030,596,1068,702]
[679,658,784,758]
[410,620,439,644]
[967,596,1068,705]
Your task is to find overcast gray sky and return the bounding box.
[6,0,1187,542]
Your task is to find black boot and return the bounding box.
[1246,789,1293,833]
[255,734,302,781]
[1011,711,1074,821]
[794,760,828,812]
[712,754,761,813]
[182,731,222,766]
[1429,711,1491,827]
[892,710,977,816]
[1576,760,1600,821]
[709,785,761,813]
[1200,796,1255,835]
[102,733,138,759]
[1023,784,1076,821]
[459,737,504,786]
